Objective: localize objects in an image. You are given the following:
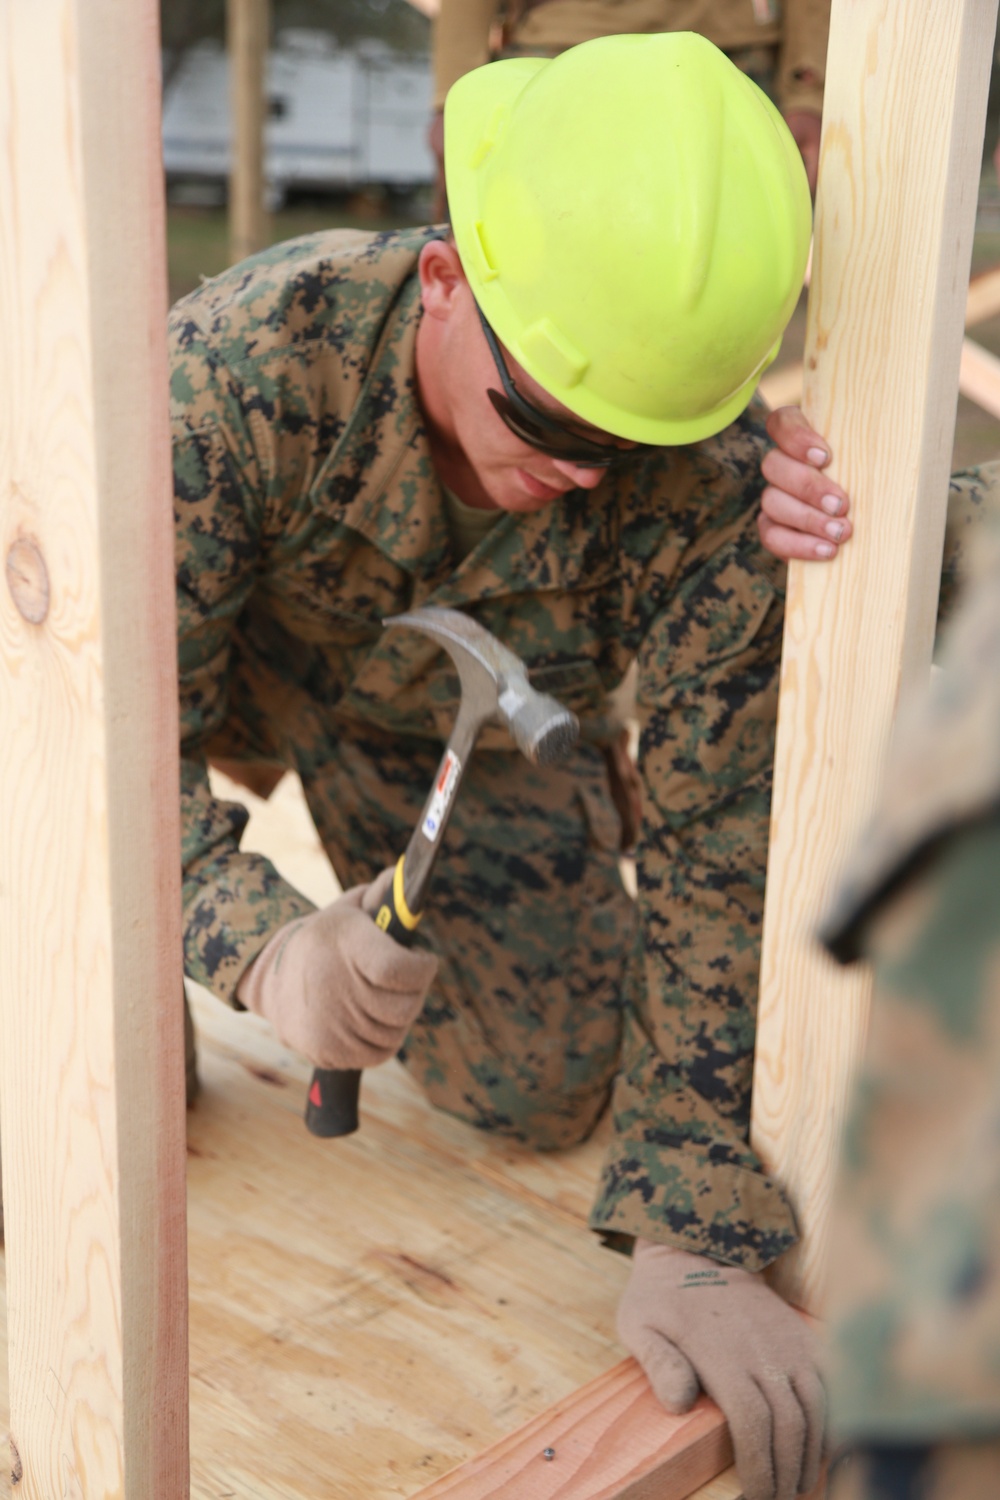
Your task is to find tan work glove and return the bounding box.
[616,1240,825,1500]
[236,869,438,1070]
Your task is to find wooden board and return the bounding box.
[0,0,189,1493]
[958,337,1000,420]
[190,983,635,1498]
[760,265,1000,414]
[409,1364,732,1500]
[750,0,999,1314]
[963,262,1000,326]
[228,0,269,264]
[762,332,1000,421]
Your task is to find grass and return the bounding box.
[166,189,432,304]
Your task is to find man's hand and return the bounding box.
[617,1240,825,1500]
[783,110,822,197]
[759,406,852,564]
[236,869,438,1070]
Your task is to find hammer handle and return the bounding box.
[305,717,479,1139]
[304,1067,363,1138]
[304,858,419,1138]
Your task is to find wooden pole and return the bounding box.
[750,0,998,1315]
[228,0,270,265]
[0,1,189,1493]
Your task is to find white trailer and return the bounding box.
[162,28,434,201]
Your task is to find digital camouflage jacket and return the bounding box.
[171,225,798,1266]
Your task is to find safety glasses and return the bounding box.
[477,305,652,468]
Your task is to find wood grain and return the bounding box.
[0,1,189,1493]
[409,1362,733,1500]
[958,338,1000,420]
[750,0,998,1313]
[963,262,1000,326]
[760,265,1000,414]
[761,333,1000,419]
[228,0,270,264]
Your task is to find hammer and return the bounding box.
[305,606,580,1138]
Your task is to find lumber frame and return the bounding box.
[759,265,1000,414]
[0,1,189,1493]
[750,0,999,1314]
[228,0,270,265]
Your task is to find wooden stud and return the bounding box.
[963,262,1000,326]
[0,1,189,1493]
[750,0,999,1314]
[760,265,1000,414]
[761,333,1000,420]
[228,0,270,265]
[409,1361,734,1500]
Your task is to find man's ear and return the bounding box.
[418,238,467,323]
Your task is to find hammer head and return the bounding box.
[386,607,578,766]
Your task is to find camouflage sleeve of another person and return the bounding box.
[778,0,830,115]
[171,307,316,1005]
[591,494,799,1270]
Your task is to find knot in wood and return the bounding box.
[6,537,49,624]
[10,1437,22,1484]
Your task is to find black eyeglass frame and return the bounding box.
[476,305,653,468]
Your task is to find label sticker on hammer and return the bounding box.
[422,750,461,843]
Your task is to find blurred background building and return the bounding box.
[163,27,435,207]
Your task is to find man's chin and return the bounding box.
[483,468,570,513]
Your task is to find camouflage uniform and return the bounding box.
[822,471,1000,1499]
[173,224,798,1267]
[432,0,831,117]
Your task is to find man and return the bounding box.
[174,34,840,1500]
[430,0,831,201]
[819,472,1000,1500]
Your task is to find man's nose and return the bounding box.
[550,459,605,489]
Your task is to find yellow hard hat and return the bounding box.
[445,33,812,446]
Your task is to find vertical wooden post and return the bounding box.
[0,2,189,1494]
[228,0,270,265]
[750,0,998,1314]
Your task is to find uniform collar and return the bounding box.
[309,270,451,578]
[423,485,620,610]
[310,268,621,601]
